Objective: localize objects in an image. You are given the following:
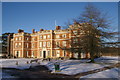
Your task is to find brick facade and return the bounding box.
[10,23,90,58]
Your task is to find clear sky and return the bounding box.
[2,2,118,34]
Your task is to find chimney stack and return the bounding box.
[18,29,24,33]
[56,26,61,30]
[32,29,35,33]
[40,29,44,31]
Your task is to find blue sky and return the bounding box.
[2,2,118,33]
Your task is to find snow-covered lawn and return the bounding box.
[41,60,110,75]
[0,56,119,76]
[80,68,120,78]
[0,58,40,70]
[95,56,119,64]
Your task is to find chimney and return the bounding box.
[56,26,61,30]
[32,29,35,33]
[40,29,44,31]
[18,29,24,33]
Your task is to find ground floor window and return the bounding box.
[48,51,50,57]
[31,51,34,57]
[15,51,20,57]
[40,51,42,57]
[63,50,66,57]
[52,51,55,56]
[56,50,60,57]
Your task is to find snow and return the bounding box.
[80,68,120,78]
[94,56,119,64]
[0,58,40,70]
[0,56,119,77]
[45,60,110,75]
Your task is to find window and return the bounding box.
[63,41,66,47]
[26,51,28,57]
[48,51,50,57]
[47,35,50,38]
[32,43,35,48]
[47,42,50,47]
[39,42,42,47]
[73,38,78,43]
[43,42,46,47]
[26,37,29,40]
[56,35,60,38]
[19,37,22,40]
[62,34,66,38]
[40,51,42,57]
[31,51,34,57]
[19,43,21,46]
[16,38,18,41]
[63,50,66,57]
[73,31,78,35]
[26,43,29,48]
[56,42,60,47]
[56,50,60,57]
[43,35,46,39]
[52,51,55,56]
[32,38,35,41]
[15,43,18,48]
[40,35,42,39]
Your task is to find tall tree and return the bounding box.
[74,4,117,62]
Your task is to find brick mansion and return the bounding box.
[10,23,90,59]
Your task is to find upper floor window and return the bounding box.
[32,38,35,41]
[15,43,18,48]
[26,37,29,41]
[62,34,66,38]
[56,42,60,47]
[39,42,42,47]
[56,35,60,38]
[26,43,29,48]
[73,31,78,35]
[63,41,66,47]
[73,38,78,43]
[19,37,22,40]
[19,43,21,46]
[43,42,46,47]
[43,35,46,39]
[47,42,50,47]
[40,35,42,39]
[32,43,35,48]
[47,35,50,38]
[16,38,18,41]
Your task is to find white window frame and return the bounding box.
[31,51,34,57]
[19,43,21,46]
[56,50,60,57]
[43,35,46,39]
[39,42,42,47]
[63,50,66,57]
[62,34,66,38]
[40,51,42,57]
[26,43,29,48]
[63,41,66,47]
[48,51,50,57]
[56,35,60,38]
[47,42,50,47]
[43,42,46,47]
[19,37,21,40]
[47,35,50,38]
[40,35,42,39]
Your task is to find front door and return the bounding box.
[43,51,46,58]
